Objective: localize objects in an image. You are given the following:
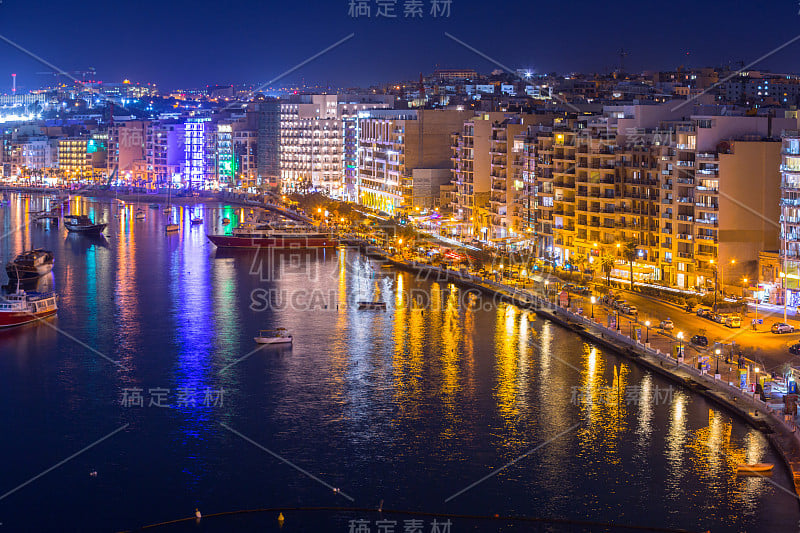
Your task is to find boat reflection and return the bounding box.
[65,232,109,251]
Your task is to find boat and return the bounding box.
[0,287,58,328]
[162,207,171,214]
[222,217,231,225]
[191,216,203,225]
[165,223,180,233]
[135,209,146,220]
[357,301,387,310]
[207,223,338,249]
[149,203,160,209]
[736,463,774,473]
[64,215,107,234]
[6,249,54,280]
[254,328,293,344]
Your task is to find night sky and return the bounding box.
[0,0,799,91]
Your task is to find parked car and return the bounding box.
[691,334,708,347]
[659,318,674,330]
[685,303,695,312]
[712,313,727,324]
[772,322,795,334]
[789,343,800,355]
[561,283,576,292]
[573,286,591,295]
[623,305,638,316]
[613,300,627,310]
[725,315,742,328]
[696,306,712,319]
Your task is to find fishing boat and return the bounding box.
[6,249,54,280]
[254,328,293,344]
[357,301,387,310]
[736,463,774,473]
[0,287,58,328]
[207,223,337,249]
[64,215,107,234]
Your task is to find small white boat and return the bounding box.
[736,463,774,473]
[165,223,180,233]
[254,328,293,344]
[191,216,203,225]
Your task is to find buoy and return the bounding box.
[195,508,201,519]
[278,512,285,522]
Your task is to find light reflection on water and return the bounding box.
[0,194,797,532]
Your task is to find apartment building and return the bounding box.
[451,113,554,242]
[502,103,792,290]
[358,109,472,215]
[280,94,393,197]
[780,132,800,306]
[58,137,105,180]
[108,120,147,178]
[145,121,184,187]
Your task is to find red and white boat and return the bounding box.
[207,223,337,249]
[0,289,58,328]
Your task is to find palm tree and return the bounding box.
[571,253,587,282]
[601,254,615,286]
[622,240,639,290]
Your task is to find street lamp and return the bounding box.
[715,348,721,379]
[742,277,748,300]
[590,296,596,318]
[677,331,684,362]
[645,320,650,343]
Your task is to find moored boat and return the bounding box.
[191,216,203,225]
[149,203,160,209]
[254,328,293,344]
[135,209,146,220]
[64,215,107,234]
[6,249,54,280]
[357,301,387,310]
[0,288,58,328]
[165,223,180,233]
[207,223,337,249]
[736,463,774,473]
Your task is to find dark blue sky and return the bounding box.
[1,0,799,92]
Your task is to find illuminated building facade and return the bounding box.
[184,119,208,189]
[217,124,234,186]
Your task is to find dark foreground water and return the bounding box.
[0,193,797,532]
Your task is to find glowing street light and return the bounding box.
[645,320,650,343]
[715,348,721,379]
[677,331,684,362]
[590,296,596,318]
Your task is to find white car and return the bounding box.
[772,322,795,334]
[659,319,674,330]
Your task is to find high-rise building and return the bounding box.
[357,109,472,215]
[280,94,392,197]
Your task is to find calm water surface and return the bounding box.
[0,193,797,532]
